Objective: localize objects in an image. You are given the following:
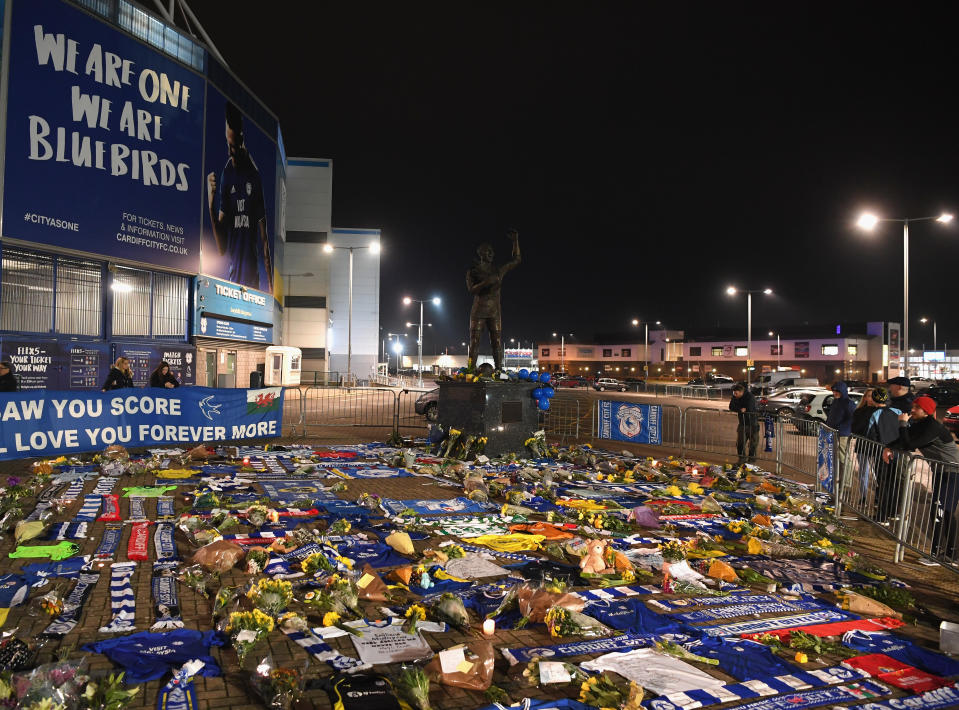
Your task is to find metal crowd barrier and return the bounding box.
[539,396,581,441]
[281,386,304,436]
[300,386,398,434]
[396,388,433,431]
[895,455,959,569]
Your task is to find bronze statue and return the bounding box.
[467,230,521,371]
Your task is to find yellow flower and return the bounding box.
[747,537,764,555]
[665,485,683,497]
[817,538,832,547]
[687,483,704,495]
[405,604,426,621]
[336,556,354,570]
[322,611,341,627]
[501,504,509,516]
[795,652,808,663]
[596,473,604,481]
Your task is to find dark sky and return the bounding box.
[191,2,959,355]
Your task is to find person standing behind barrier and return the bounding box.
[826,381,856,479]
[887,376,915,414]
[851,389,878,506]
[150,361,180,389]
[867,387,905,524]
[886,395,959,565]
[101,357,134,392]
[0,361,18,392]
[729,383,759,464]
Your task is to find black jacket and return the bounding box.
[892,416,959,465]
[150,371,180,388]
[0,371,18,392]
[102,367,134,391]
[889,391,914,414]
[863,406,901,445]
[728,391,758,424]
[851,405,878,436]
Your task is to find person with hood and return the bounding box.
[101,357,134,392]
[866,387,907,524]
[0,361,18,392]
[150,361,180,389]
[887,376,914,414]
[886,395,959,565]
[729,383,759,464]
[825,381,856,477]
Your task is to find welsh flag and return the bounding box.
[247,387,282,414]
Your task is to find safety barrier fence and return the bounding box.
[280,386,957,574]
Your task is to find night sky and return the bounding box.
[192,2,959,355]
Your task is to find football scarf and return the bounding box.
[150,561,183,631]
[98,494,122,521]
[38,483,67,502]
[76,494,102,521]
[649,594,810,611]
[854,686,959,710]
[0,574,34,627]
[45,522,88,540]
[24,501,53,521]
[502,633,655,665]
[676,599,829,624]
[123,485,179,497]
[573,585,659,602]
[643,667,875,710]
[42,571,99,636]
[94,524,124,559]
[128,496,147,522]
[654,681,892,710]
[843,654,954,693]
[457,543,542,561]
[156,659,204,710]
[127,522,151,561]
[93,477,119,495]
[742,617,904,642]
[23,556,91,582]
[154,523,177,561]
[280,627,372,673]
[60,479,85,502]
[9,541,81,560]
[156,496,176,520]
[698,610,854,637]
[99,561,137,633]
[841,631,959,677]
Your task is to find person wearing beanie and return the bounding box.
[0,361,18,392]
[728,383,759,464]
[886,376,914,414]
[887,394,959,564]
[862,386,905,524]
[826,381,856,477]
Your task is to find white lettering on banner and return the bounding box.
[232,422,277,439]
[1,399,45,421]
[108,396,181,416]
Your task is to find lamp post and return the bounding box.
[403,296,441,387]
[920,317,937,353]
[385,332,407,374]
[552,332,573,374]
[856,211,952,377]
[768,330,780,370]
[324,240,381,384]
[726,286,773,388]
[391,340,404,376]
[630,319,651,381]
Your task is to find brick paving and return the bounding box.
[0,434,957,710]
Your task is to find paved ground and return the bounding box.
[1,434,957,710]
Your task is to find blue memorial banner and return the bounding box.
[817,427,835,493]
[597,401,662,444]
[2,0,205,271]
[0,386,283,460]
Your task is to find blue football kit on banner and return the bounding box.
[585,598,683,635]
[684,636,796,680]
[83,629,224,683]
[842,631,959,677]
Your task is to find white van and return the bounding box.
[752,371,814,394]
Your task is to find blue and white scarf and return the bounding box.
[76,495,102,522]
[154,523,178,561]
[93,477,119,495]
[42,571,99,636]
[644,681,890,710]
[156,496,176,520]
[45,522,88,540]
[151,561,183,631]
[99,562,138,634]
[502,633,656,665]
[698,609,856,637]
[280,627,371,673]
[128,496,147,521]
[94,523,125,559]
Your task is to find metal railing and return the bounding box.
[539,396,581,441]
[281,386,304,436]
[300,386,398,434]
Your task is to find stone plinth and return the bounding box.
[437,380,539,457]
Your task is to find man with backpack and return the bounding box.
[859,387,903,524]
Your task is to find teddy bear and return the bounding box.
[579,538,609,574]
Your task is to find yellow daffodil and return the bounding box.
[665,485,683,497]
[322,611,341,627]
[687,482,704,495]
[817,538,832,548]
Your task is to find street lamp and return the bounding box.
[552,332,573,374]
[391,339,404,376]
[856,211,952,376]
[920,317,937,352]
[726,286,773,388]
[768,330,781,370]
[384,332,407,374]
[323,240,381,384]
[403,296,441,386]
[631,319,651,381]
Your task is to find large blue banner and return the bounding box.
[2,0,205,271]
[817,427,835,493]
[0,386,283,460]
[597,401,662,444]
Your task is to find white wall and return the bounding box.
[327,229,381,379]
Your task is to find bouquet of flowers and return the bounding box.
[329,519,352,536]
[579,675,644,710]
[38,589,64,617]
[394,666,431,710]
[403,604,427,635]
[277,612,309,633]
[191,489,222,509]
[208,509,239,532]
[249,656,306,710]
[440,428,462,459]
[245,504,277,527]
[245,548,270,575]
[445,544,466,559]
[79,672,140,710]
[177,564,217,599]
[659,539,688,562]
[655,639,719,665]
[10,658,89,710]
[522,660,588,686]
[316,609,362,637]
[226,609,275,663]
[515,582,584,628]
[301,551,334,576]
[329,482,348,494]
[247,578,293,616]
[212,585,239,625]
[524,431,547,459]
[358,493,381,511]
[544,607,610,638]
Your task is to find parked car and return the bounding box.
[751,371,807,392]
[944,405,959,438]
[922,386,959,409]
[687,375,735,388]
[751,377,819,396]
[794,390,863,423]
[557,375,587,388]
[414,388,439,421]
[593,377,627,392]
[758,387,828,417]
[909,377,935,391]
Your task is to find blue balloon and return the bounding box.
[539,372,551,384]
[529,371,539,381]
[537,398,551,411]
[532,387,544,399]
[518,369,529,380]
[544,387,555,399]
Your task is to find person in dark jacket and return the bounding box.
[826,381,857,476]
[887,395,959,564]
[0,361,18,392]
[150,361,180,389]
[729,383,759,464]
[101,357,134,392]
[868,387,908,523]
[887,376,914,414]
